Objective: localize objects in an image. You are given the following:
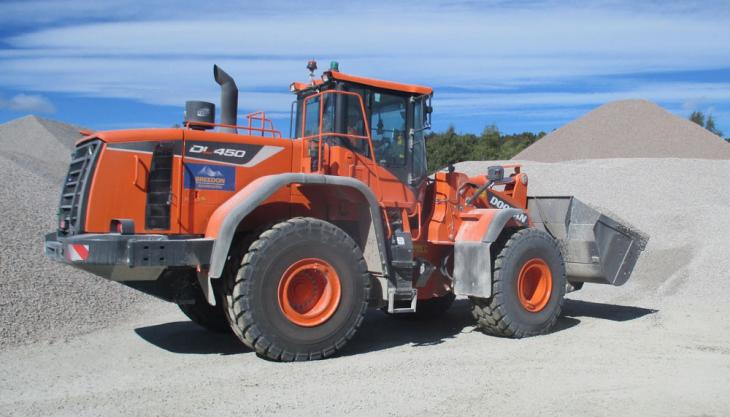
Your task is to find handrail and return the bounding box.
[407,203,423,241]
[184,116,282,138]
[245,111,278,136]
[299,132,370,142]
[382,208,393,239]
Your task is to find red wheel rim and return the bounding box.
[277,258,341,327]
[516,258,552,313]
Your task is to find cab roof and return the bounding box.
[291,70,432,96]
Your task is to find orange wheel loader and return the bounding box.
[44,61,647,361]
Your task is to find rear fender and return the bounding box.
[453,208,525,298]
[202,173,390,304]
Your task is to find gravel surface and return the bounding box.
[514,100,730,161]
[1,110,729,415]
[0,117,151,348]
[1,158,729,417]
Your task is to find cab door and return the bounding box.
[334,90,381,195]
[366,91,417,208]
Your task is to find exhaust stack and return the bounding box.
[213,65,238,133]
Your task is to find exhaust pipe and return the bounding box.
[213,65,238,133]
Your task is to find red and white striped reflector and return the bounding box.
[67,244,90,262]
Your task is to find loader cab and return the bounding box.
[290,67,433,190]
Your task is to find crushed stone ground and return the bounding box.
[1,110,729,416]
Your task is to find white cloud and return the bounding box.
[0,0,729,131]
[0,93,56,113]
[434,83,730,113]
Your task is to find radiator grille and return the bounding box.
[58,139,101,235]
[145,142,173,230]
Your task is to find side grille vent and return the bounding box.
[58,139,101,235]
[145,142,174,230]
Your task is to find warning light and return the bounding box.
[307,59,318,84]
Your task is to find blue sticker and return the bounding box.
[184,163,235,191]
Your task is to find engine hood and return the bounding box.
[77,128,185,146]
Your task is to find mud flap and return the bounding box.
[452,208,524,298]
[454,241,492,297]
[197,269,216,306]
[528,197,648,286]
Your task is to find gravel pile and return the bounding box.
[0,116,148,348]
[459,157,730,307]
[505,102,730,304]
[514,100,730,161]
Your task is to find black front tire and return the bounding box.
[223,218,370,361]
[470,228,566,338]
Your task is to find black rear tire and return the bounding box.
[178,288,230,333]
[470,228,566,338]
[223,218,370,361]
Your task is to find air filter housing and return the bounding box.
[184,101,215,130]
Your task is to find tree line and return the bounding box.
[424,111,728,172]
[425,125,545,171]
[689,111,727,141]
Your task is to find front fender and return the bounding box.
[205,173,390,281]
[453,208,525,298]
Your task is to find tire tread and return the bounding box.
[224,217,369,361]
[471,228,566,338]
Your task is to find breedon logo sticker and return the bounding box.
[184,163,235,191]
[487,192,528,224]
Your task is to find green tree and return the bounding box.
[425,124,545,172]
[705,114,723,137]
[689,111,724,137]
[689,111,705,127]
[471,124,500,160]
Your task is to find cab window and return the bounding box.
[340,92,369,156]
[371,92,407,167]
[412,96,427,182]
[302,95,320,137]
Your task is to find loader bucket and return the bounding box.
[527,196,648,286]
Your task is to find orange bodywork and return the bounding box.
[80,71,529,301]
[291,70,432,96]
[326,71,432,95]
[85,129,184,234]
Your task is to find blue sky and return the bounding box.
[0,0,729,136]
